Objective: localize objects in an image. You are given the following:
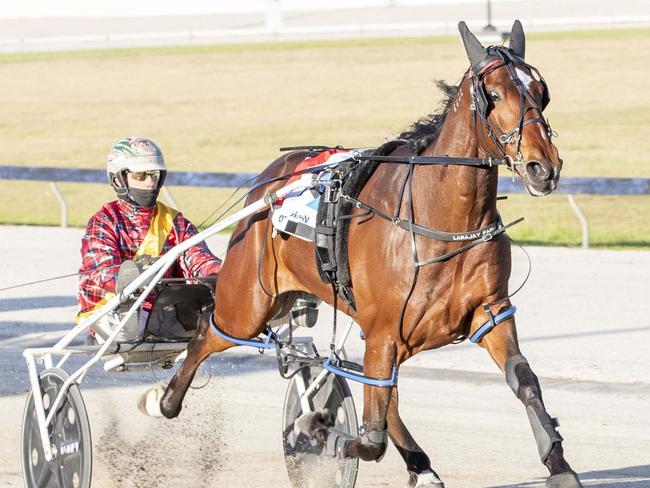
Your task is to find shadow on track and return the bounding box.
[0,295,77,312]
[488,465,650,488]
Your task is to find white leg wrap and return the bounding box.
[137,383,165,418]
[415,470,445,487]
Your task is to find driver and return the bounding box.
[76,136,222,342]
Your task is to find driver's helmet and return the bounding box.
[106,136,167,206]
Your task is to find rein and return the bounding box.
[353,154,508,167]
[343,150,524,267]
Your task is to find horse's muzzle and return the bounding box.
[523,159,561,197]
[526,160,552,182]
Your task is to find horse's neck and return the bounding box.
[414,76,499,230]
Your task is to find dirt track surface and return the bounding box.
[0,225,649,487]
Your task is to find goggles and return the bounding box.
[127,170,161,183]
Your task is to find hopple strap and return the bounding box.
[469,305,517,343]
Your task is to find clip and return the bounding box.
[482,303,497,329]
[481,231,494,242]
[322,178,342,203]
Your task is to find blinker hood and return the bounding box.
[458,20,527,74]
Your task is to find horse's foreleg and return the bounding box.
[476,315,583,488]
[302,337,395,461]
[341,337,395,462]
[159,314,234,419]
[387,388,444,488]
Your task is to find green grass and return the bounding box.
[1,29,649,248]
[498,194,650,248]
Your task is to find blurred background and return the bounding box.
[1,0,649,247]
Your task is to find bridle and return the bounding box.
[469,46,556,173]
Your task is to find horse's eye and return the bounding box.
[489,91,501,102]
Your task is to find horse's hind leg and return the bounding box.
[476,315,583,488]
[159,314,235,419]
[387,388,444,487]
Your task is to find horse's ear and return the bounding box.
[458,21,487,72]
[508,20,526,59]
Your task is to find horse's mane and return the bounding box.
[397,80,459,147]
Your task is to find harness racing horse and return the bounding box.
[158,21,582,488]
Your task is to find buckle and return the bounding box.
[499,128,520,144]
[323,178,342,203]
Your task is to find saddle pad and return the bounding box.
[272,150,352,242]
[271,173,322,241]
[286,149,350,185]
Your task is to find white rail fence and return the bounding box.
[2,0,650,53]
[1,165,649,248]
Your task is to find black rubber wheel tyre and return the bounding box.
[21,368,92,488]
[282,366,359,488]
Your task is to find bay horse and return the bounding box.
[158,21,582,488]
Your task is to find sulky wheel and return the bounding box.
[282,366,359,488]
[21,368,92,488]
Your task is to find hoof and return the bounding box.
[546,472,583,488]
[409,470,445,488]
[295,409,334,446]
[137,383,166,418]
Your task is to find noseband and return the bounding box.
[469,47,556,172]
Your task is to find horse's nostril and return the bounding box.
[525,160,551,182]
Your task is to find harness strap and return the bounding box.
[341,194,524,266]
[323,357,398,388]
[470,48,555,164]
[402,216,502,242]
[354,154,507,167]
[210,312,399,387]
[209,313,277,349]
[469,305,517,343]
[341,194,503,241]
[415,218,523,267]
